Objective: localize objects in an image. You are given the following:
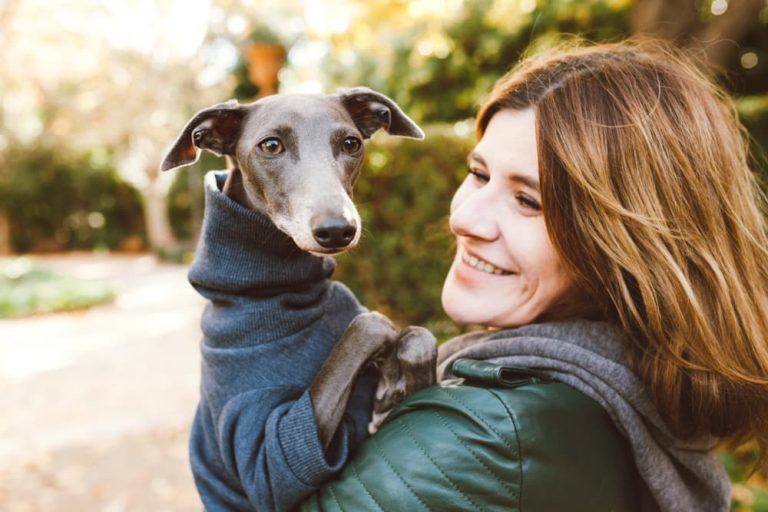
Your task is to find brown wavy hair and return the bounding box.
[477,39,768,460]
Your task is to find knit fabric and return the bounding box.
[187,171,373,512]
[437,320,732,512]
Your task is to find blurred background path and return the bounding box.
[0,253,204,512]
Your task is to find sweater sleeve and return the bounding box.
[203,379,376,511]
[187,171,375,511]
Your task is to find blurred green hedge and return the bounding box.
[0,148,146,252]
[167,125,474,334]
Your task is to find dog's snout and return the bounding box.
[312,216,357,249]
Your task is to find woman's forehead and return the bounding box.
[472,108,539,182]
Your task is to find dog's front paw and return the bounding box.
[350,311,398,350]
[396,326,438,391]
[369,325,437,433]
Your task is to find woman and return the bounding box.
[301,40,768,511]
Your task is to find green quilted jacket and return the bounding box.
[301,359,642,512]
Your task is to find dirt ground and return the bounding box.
[0,253,205,512]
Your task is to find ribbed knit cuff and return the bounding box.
[278,390,351,487]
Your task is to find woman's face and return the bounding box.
[441,108,576,328]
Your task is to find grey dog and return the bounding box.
[161,87,437,448]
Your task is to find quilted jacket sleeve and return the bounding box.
[300,380,641,512]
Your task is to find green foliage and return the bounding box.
[401,0,631,123]
[0,257,115,317]
[720,444,768,512]
[322,0,632,124]
[0,148,146,252]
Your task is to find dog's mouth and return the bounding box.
[285,232,358,257]
[286,225,360,256]
[307,245,356,257]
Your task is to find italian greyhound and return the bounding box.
[161,87,437,448]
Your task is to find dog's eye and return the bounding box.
[258,137,284,155]
[341,136,362,155]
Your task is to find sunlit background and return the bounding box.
[1,0,766,510]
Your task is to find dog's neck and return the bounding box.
[222,166,268,215]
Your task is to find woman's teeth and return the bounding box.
[461,250,512,275]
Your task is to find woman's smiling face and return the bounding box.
[441,108,576,328]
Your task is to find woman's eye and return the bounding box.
[341,136,362,154]
[516,194,542,212]
[468,168,489,184]
[258,137,284,155]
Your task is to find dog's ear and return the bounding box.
[161,101,246,171]
[337,87,424,140]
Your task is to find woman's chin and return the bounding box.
[442,306,472,325]
[442,281,487,326]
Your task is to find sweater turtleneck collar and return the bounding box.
[188,171,336,294]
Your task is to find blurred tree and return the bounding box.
[403,0,631,122]
[631,0,764,72]
[316,0,632,122]
[316,0,767,125]
[0,0,20,252]
[232,25,288,100]
[0,1,236,252]
[0,0,314,253]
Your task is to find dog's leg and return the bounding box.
[310,311,398,450]
[369,326,437,433]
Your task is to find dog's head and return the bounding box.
[161,87,423,255]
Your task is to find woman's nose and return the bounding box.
[449,185,499,241]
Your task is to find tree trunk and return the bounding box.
[0,210,11,254]
[694,0,764,72]
[630,0,764,72]
[630,0,701,41]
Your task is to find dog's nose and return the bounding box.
[312,217,357,249]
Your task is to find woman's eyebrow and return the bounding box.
[509,174,540,191]
[466,151,484,167]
